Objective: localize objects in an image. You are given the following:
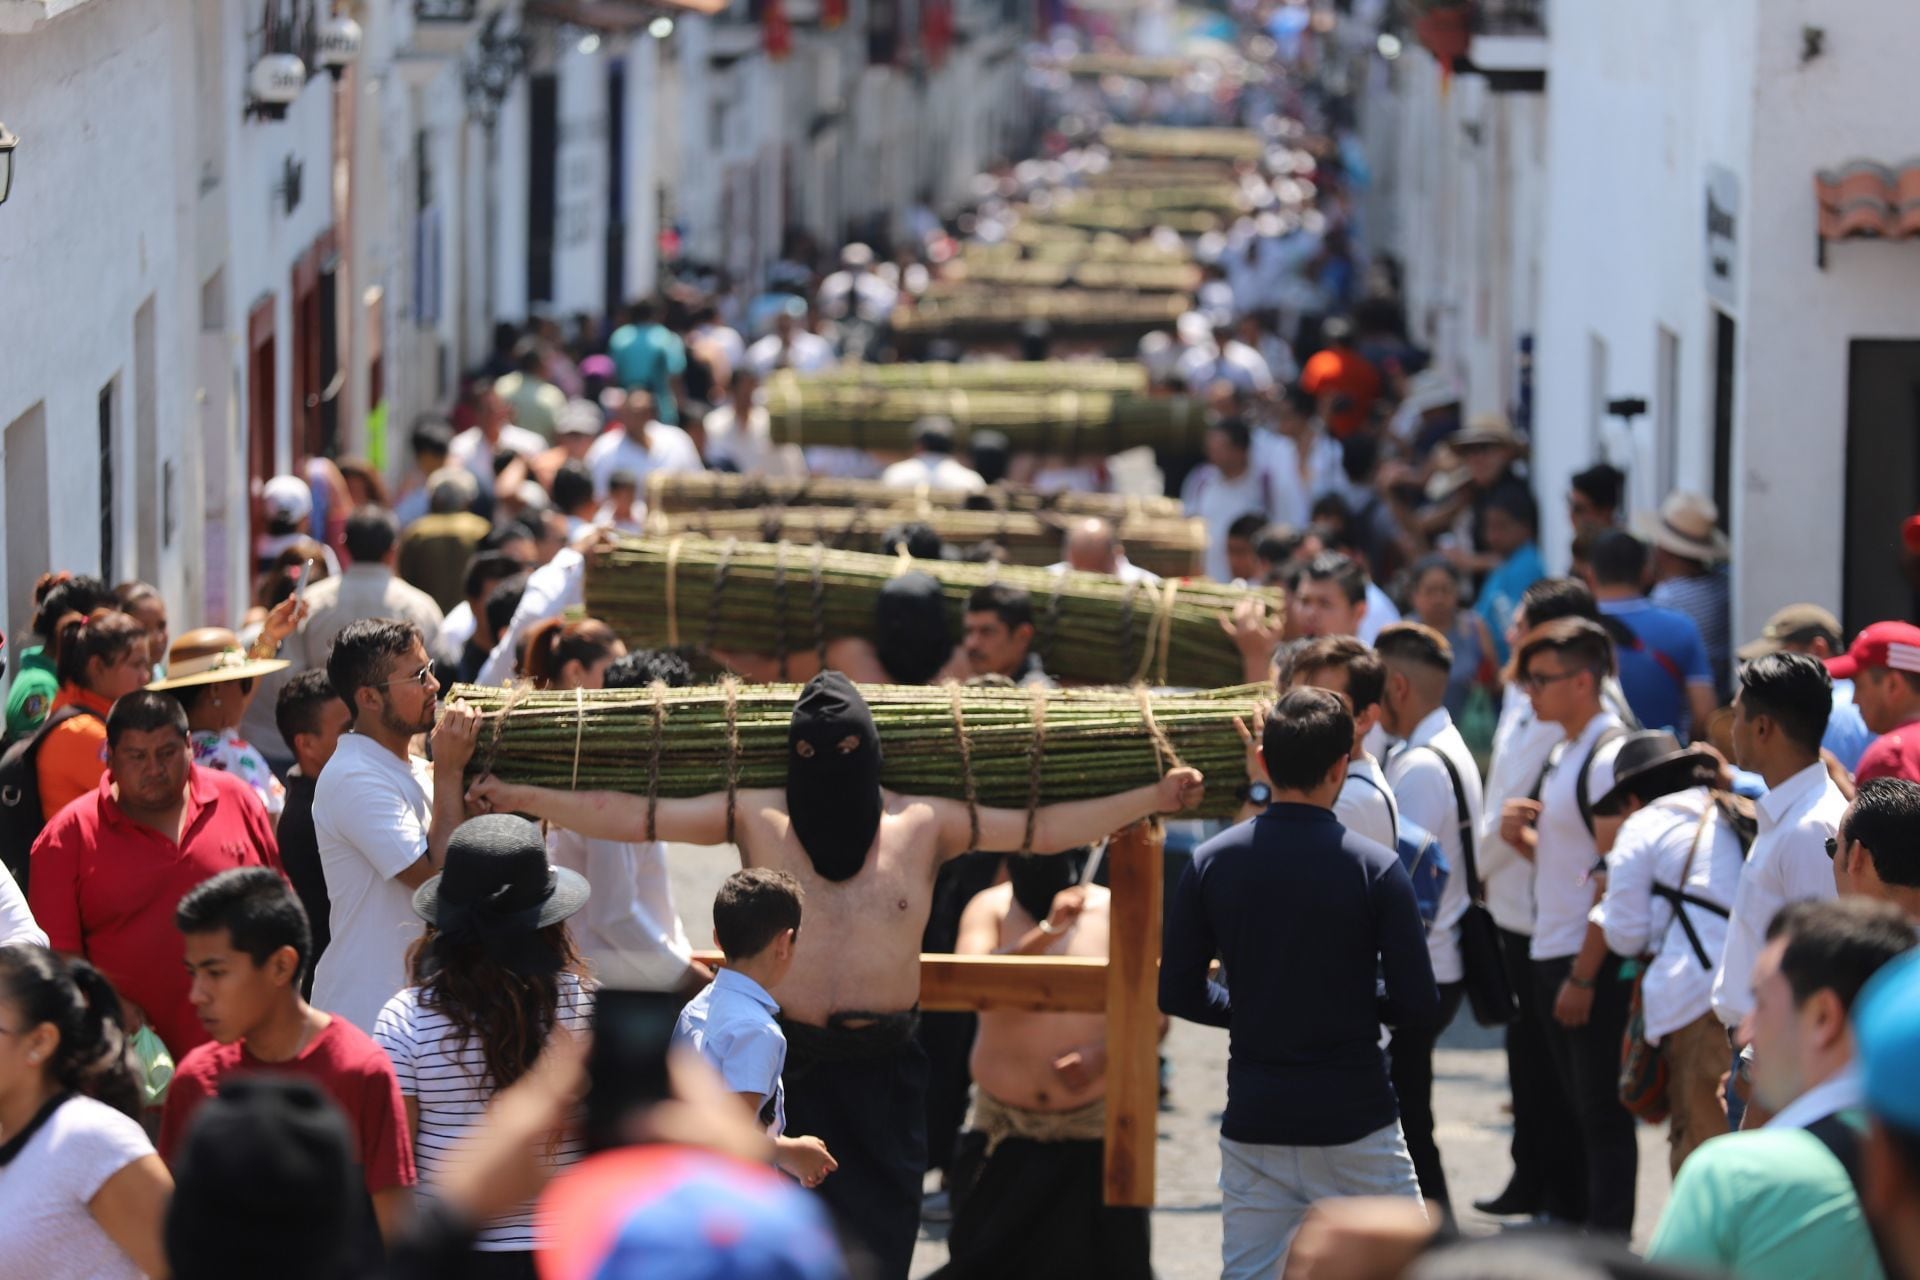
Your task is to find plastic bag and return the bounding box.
[131,1024,175,1109]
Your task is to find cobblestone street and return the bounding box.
[668,843,1672,1280]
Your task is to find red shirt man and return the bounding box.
[29,692,281,1059]
[1829,621,1920,784]
[1299,321,1382,439]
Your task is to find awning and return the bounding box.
[526,0,727,26]
[1816,160,1920,241]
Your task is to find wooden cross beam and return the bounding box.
[691,821,1167,1207]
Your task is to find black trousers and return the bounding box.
[934,1133,1151,1280]
[1500,927,1587,1218]
[1532,953,1638,1235]
[784,1038,931,1280]
[1387,981,1465,1212]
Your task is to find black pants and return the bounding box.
[1532,953,1637,1235]
[934,1133,1151,1280]
[1501,927,1587,1219]
[1387,981,1465,1212]
[784,1037,931,1280]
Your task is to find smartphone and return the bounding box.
[583,987,683,1151]
[292,557,315,607]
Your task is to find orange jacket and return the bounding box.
[37,686,114,821]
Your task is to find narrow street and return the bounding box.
[666,841,1674,1278]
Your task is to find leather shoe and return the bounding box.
[1472,1186,1542,1217]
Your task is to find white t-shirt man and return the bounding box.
[1387,709,1485,985]
[703,402,806,478]
[743,330,837,379]
[311,734,433,1032]
[450,424,547,490]
[584,422,704,500]
[546,830,695,988]
[880,454,987,494]
[1530,712,1628,961]
[1180,462,1278,583]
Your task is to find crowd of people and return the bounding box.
[12,14,1920,1280]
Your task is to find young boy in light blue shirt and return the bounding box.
[675,867,837,1187]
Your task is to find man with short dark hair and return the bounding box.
[880,418,987,494]
[294,506,447,677]
[1833,777,1920,922]
[159,867,415,1242]
[28,691,281,1060]
[1739,604,1876,773]
[1182,417,1279,583]
[394,416,456,526]
[273,670,352,991]
[1471,483,1545,665]
[1291,551,1371,641]
[1588,529,1716,741]
[1650,898,1915,1279]
[1277,636,1397,849]
[1828,621,1920,784]
[310,620,476,1032]
[963,584,1051,688]
[1503,617,1637,1233]
[584,386,703,501]
[439,549,526,672]
[1162,687,1437,1278]
[1568,464,1625,539]
[1376,622,1483,1216]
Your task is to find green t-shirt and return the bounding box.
[1648,1126,1885,1280]
[4,645,59,741]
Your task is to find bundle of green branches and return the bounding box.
[1060,53,1195,79]
[964,237,1192,266]
[649,505,1206,578]
[643,471,1186,521]
[787,361,1148,394]
[1101,124,1265,161]
[947,259,1202,292]
[1058,183,1248,213]
[1037,204,1222,235]
[1099,157,1246,184]
[581,535,1280,688]
[762,377,1208,454]
[889,289,1191,340]
[452,680,1261,821]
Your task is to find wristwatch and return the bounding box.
[1567,974,1597,991]
[1238,781,1273,807]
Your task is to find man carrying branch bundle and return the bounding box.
[467,671,1203,1279]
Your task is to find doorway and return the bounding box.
[1710,310,1735,534]
[1842,340,1920,636]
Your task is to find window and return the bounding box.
[99,379,118,582]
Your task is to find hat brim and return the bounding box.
[1451,429,1519,449]
[1827,654,1863,680]
[411,865,592,930]
[1736,636,1784,662]
[1591,747,1720,815]
[1641,516,1731,564]
[147,657,290,692]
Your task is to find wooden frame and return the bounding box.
[696,821,1165,1206]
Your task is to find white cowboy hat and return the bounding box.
[147,628,289,692]
[1640,491,1731,563]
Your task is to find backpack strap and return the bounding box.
[1575,725,1630,837]
[1804,1112,1900,1280]
[1420,744,1482,904]
[1342,764,1400,848]
[1646,807,1718,970]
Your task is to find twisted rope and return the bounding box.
[723,677,741,847]
[946,681,981,851]
[1020,684,1048,855]
[645,681,666,843]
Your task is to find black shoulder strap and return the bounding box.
[1805,1112,1899,1280]
[1342,765,1400,847]
[1575,725,1630,836]
[1421,744,1482,903]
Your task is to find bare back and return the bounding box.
[966,882,1111,1113]
[732,786,945,1026]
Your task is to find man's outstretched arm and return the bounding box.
[467,777,734,846]
[939,767,1204,860]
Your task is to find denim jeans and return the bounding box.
[1219,1121,1424,1280]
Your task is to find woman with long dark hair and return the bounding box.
[36,609,152,820]
[521,617,625,691]
[372,814,593,1277]
[0,944,171,1278]
[5,573,116,741]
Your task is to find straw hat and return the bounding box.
[1452,413,1522,449]
[148,628,289,692]
[1641,491,1730,564]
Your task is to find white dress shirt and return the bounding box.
[584,423,704,499]
[1598,789,1744,1041]
[879,454,987,493]
[1045,558,1161,586]
[475,548,586,687]
[450,423,547,489]
[1335,753,1399,853]
[1710,761,1847,1027]
[1478,684,1562,935]
[1388,709,1485,986]
[743,331,837,378]
[1358,583,1402,646]
[546,829,694,989]
[703,402,806,478]
[1763,1065,1864,1132]
[1531,711,1627,960]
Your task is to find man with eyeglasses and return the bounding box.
[1710,653,1845,1128]
[1498,616,1636,1234]
[309,619,479,1033]
[1832,777,1920,926]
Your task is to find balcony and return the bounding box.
[1471,0,1546,83]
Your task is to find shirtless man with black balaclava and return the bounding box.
[467,671,1203,1278]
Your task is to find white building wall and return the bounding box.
[552,41,611,316]
[0,0,201,637]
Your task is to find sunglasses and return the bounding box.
[379,661,437,690]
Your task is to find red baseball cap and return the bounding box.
[1825,620,1920,680]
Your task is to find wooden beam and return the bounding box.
[689,951,1109,1013]
[1103,820,1163,1208]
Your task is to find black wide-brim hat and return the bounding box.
[412,813,590,930]
[1591,730,1720,814]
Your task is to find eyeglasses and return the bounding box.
[379,661,436,690]
[1519,668,1583,694]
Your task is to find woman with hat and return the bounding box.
[150,610,301,821]
[1593,730,1749,1173]
[1644,492,1733,700]
[372,813,594,1277]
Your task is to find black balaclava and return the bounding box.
[787,671,885,881]
[1008,851,1081,924]
[874,570,952,685]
